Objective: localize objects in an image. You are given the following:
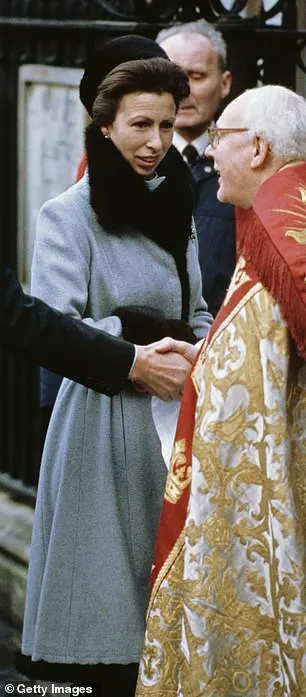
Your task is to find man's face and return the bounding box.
[160,33,231,140]
[205,98,254,208]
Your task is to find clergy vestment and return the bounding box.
[136,162,306,697]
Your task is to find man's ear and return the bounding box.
[220,70,232,99]
[251,136,269,168]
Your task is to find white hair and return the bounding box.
[156,19,227,71]
[239,85,306,160]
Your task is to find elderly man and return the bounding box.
[157,20,235,316]
[136,85,306,696]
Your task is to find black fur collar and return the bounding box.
[85,123,196,320]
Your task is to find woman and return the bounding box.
[20,57,212,695]
[39,33,171,432]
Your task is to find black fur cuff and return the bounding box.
[114,305,197,345]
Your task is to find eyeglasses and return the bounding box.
[208,128,249,149]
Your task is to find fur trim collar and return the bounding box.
[86,123,196,320]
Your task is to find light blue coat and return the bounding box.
[22,175,212,666]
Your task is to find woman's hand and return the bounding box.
[155,336,203,364]
[129,337,202,401]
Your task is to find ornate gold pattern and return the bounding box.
[136,283,306,697]
[275,184,306,283]
[223,255,251,305]
[165,439,191,504]
[274,185,306,244]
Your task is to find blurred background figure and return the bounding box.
[157,20,236,317]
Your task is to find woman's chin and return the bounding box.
[134,165,156,178]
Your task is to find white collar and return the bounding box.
[144,175,166,191]
[173,128,212,158]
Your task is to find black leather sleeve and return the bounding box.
[1,267,135,395]
[114,305,198,345]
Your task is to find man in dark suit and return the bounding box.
[157,20,236,316]
[1,266,195,400]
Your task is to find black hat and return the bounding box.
[80,35,168,117]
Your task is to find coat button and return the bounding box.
[204,165,212,173]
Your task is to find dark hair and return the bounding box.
[92,57,190,126]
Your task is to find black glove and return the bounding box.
[113,305,198,345]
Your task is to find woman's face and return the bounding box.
[102,91,176,177]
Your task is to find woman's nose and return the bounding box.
[147,128,163,150]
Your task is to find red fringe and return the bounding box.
[236,206,306,361]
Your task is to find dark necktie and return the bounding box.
[183,144,200,167]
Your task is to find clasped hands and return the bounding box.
[129,336,203,401]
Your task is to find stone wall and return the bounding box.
[0,491,33,627]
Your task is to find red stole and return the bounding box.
[150,368,197,593]
[236,162,306,360]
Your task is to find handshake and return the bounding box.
[128,337,202,401]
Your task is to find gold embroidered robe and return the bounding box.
[136,164,306,697]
